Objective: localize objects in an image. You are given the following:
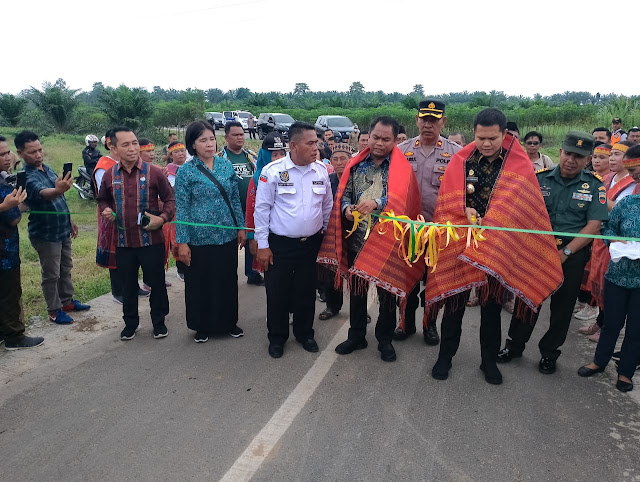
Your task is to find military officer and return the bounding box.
[254,121,333,359]
[498,131,609,374]
[395,100,462,344]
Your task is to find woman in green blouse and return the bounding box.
[175,120,246,343]
[579,145,640,392]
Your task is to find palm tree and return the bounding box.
[98,85,154,131]
[28,79,79,133]
[0,94,27,126]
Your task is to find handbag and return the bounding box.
[195,163,239,227]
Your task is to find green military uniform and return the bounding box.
[537,166,607,248]
[502,131,609,372]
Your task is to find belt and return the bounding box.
[270,231,322,243]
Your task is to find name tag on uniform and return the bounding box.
[466,176,478,182]
[572,192,592,202]
[312,180,324,185]
[278,182,294,187]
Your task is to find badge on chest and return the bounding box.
[572,192,592,202]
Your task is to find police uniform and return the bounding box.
[395,100,462,342]
[254,153,333,353]
[501,132,609,369]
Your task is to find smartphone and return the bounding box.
[63,162,73,179]
[16,171,27,191]
[141,215,151,227]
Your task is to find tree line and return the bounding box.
[0,79,638,146]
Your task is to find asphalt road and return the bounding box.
[1,259,639,481]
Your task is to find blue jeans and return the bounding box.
[594,279,640,379]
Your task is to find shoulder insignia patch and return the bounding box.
[441,152,451,158]
[536,168,551,174]
[590,172,603,181]
[259,174,267,183]
[405,151,414,157]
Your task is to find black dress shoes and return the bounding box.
[335,339,368,355]
[497,347,522,363]
[577,365,605,377]
[431,358,452,380]
[297,338,319,353]
[378,343,396,362]
[539,357,556,374]
[268,343,284,358]
[480,363,503,385]
[423,324,439,346]
[616,379,634,392]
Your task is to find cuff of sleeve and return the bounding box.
[257,239,269,249]
[159,213,170,223]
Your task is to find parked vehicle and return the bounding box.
[73,166,96,200]
[222,111,238,126]
[314,115,355,142]
[257,113,296,140]
[237,111,253,131]
[205,112,224,129]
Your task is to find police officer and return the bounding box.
[498,131,609,374]
[395,100,462,344]
[254,121,334,358]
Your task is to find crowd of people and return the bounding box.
[1,102,639,393]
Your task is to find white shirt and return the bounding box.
[611,174,636,204]
[95,168,106,194]
[254,154,333,249]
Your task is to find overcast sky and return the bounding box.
[3,0,639,97]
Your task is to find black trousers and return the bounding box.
[438,290,502,364]
[265,232,322,345]
[405,273,437,332]
[0,267,25,343]
[506,248,588,360]
[109,268,123,297]
[326,281,344,313]
[116,244,168,329]
[594,280,640,379]
[347,251,396,344]
[185,242,238,335]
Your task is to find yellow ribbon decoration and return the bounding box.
[345,210,373,240]
[348,209,486,270]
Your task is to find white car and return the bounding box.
[237,111,253,131]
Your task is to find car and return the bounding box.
[236,111,253,131]
[205,112,224,129]
[222,110,238,127]
[257,113,296,140]
[314,115,355,142]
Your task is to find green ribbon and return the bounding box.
[23,210,640,242]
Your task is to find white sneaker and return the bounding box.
[575,305,599,321]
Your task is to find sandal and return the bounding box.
[319,309,337,320]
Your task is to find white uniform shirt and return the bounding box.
[254,154,333,249]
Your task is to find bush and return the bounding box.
[0,94,27,126]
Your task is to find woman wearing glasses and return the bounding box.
[523,131,554,170]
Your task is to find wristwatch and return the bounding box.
[563,247,573,256]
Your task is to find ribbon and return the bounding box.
[21,210,640,244]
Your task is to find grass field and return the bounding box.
[2,126,563,322]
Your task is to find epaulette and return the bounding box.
[589,171,604,182]
[314,160,328,170]
[535,168,551,174]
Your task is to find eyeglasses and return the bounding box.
[525,141,540,146]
